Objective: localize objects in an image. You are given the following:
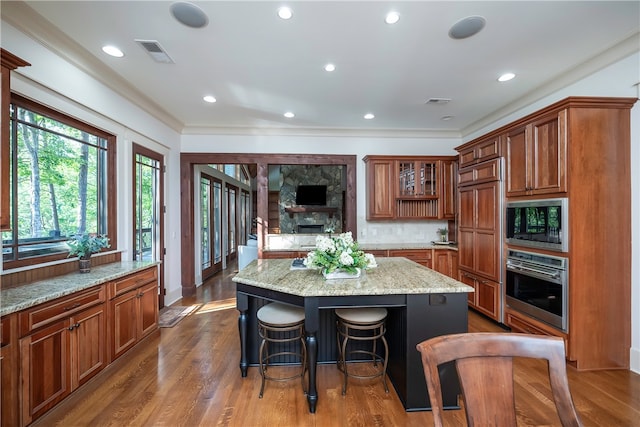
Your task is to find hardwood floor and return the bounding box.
[34,263,640,426]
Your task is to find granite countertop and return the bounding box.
[0,261,159,316]
[264,242,458,252]
[233,257,472,297]
[361,242,458,251]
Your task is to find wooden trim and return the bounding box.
[3,95,118,269]
[1,49,31,70]
[1,50,30,232]
[132,143,165,307]
[180,153,357,297]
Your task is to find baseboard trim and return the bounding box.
[631,347,640,374]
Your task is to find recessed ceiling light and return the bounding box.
[385,12,400,24]
[170,2,209,28]
[449,16,486,39]
[364,113,375,120]
[102,45,124,58]
[278,7,293,20]
[324,63,336,72]
[203,95,216,103]
[498,72,516,82]
[284,111,295,118]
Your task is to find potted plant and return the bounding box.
[67,233,110,273]
[303,231,377,279]
[437,227,448,242]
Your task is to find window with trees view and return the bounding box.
[2,95,116,268]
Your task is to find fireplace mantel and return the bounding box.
[285,206,338,218]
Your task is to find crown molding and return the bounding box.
[181,125,461,139]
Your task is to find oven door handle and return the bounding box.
[506,265,563,283]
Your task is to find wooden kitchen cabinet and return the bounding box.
[440,159,458,220]
[457,133,502,323]
[109,266,159,361]
[459,270,500,321]
[71,304,106,388]
[458,135,501,168]
[432,249,458,279]
[505,110,567,197]
[462,96,636,370]
[20,319,70,424]
[1,314,19,427]
[363,157,395,220]
[18,286,106,425]
[457,181,501,282]
[363,155,457,220]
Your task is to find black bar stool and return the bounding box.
[335,307,389,395]
[257,302,307,398]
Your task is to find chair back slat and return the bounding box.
[456,357,517,426]
[416,332,582,427]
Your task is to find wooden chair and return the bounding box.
[416,332,582,427]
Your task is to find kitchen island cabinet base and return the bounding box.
[236,285,467,413]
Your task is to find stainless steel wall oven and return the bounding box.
[505,249,568,332]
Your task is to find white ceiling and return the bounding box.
[4,1,640,136]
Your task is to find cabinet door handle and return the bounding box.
[64,303,81,311]
[68,325,75,331]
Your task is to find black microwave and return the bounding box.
[505,198,568,252]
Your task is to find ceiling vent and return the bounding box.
[425,98,452,105]
[135,39,174,64]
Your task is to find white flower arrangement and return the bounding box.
[303,231,377,274]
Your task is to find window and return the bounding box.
[2,95,116,268]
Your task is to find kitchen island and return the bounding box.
[233,257,473,413]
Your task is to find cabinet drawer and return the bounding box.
[505,310,565,340]
[19,286,104,336]
[109,267,158,297]
[388,249,432,262]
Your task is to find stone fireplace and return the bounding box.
[274,165,344,234]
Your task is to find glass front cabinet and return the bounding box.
[364,156,457,220]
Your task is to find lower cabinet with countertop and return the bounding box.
[0,262,159,426]
[458,270,500,321]
[108,266,158,361]
[261,246,459,280]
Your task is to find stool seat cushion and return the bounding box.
[335,307,387,324]
[258,302,305,325]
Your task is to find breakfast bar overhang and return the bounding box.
[233,257,474,413]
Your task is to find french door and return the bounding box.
[200,174,223,279]
[132,144,165,308]
[226,185,238,263]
